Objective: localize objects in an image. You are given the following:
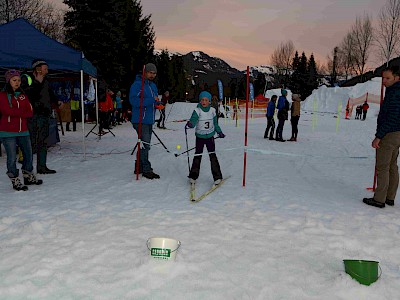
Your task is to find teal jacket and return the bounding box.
[189,104,222,139]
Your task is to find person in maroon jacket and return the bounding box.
[362,101,369,120]
[0,70,43,191]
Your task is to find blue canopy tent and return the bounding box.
[0,18,98,158]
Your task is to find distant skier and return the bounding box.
[186,91,225,185]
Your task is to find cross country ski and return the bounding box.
[190,176,231,203]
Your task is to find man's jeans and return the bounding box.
[132,123,153,173]
[0,135,33,178]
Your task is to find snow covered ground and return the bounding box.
[0,78,399,299]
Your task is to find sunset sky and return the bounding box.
[51,0,385,70]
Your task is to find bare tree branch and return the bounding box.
[350,14,374,76]
[270,41,295,76]
[374,0,400,65]
[0,0,64,41]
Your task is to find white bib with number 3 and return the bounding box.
[195,107,216,136]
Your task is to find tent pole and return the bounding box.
[80,70,86,160]
[95,79,99,124]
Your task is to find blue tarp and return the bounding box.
[0,18,96,77]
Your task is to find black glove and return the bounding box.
[186,121,194,129]
[218,132,225,138]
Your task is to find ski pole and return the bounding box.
[175,137,219,157]
[184,125,191,172]
[165,101,175,123]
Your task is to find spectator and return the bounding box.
[289,94,301,141]
[129,63,162,179]
[26,59,62,174]
[362,101,369,120]
[363,66,400,208]
[264,95,277,140]
[157,90,169,129]
[0,69,43,190]
[275,89,289,142]
[115,91,123,125]
[66,97,80,132]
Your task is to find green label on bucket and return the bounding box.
[151,248,171,258]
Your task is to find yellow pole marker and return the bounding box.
[336,101,342,133]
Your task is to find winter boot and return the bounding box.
[10,177,28,191]
[22,170,43,186]
[214,179,222,186]
[142,171,160,179]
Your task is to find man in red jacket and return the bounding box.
[362,101,369,120]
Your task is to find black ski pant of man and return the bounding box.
[264,116,275,138]
[276,118,286,140]
[28,115,50,170]
[291,116,300,139]
[189,136,222,181]
[362,111,367,120]
[157,109,166,127]
[67,109,80,131]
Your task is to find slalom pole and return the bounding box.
[312,96,317,131]
[136,65,146,180]
[229,97,232,124]
[367,73,385,192]
[243,67,250,187]
[336,101,342,132]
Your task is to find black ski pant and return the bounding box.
[264,116,275,138]
[291,116,300,139]
[276,118,286,140]
[189,136,222,181]
[362,111,367,120]
[157,109,166,127]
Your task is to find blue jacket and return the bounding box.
[376,81,400,139]
[266,101,276,117]
[129,75,158,124]
[276,95,286,111]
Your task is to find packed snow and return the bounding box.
[0,77,399,299]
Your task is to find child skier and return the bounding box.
[186,91,225,185]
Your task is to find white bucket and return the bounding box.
[147,237,181,261]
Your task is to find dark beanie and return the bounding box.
[32,59,48,69]
[145,63,157,73]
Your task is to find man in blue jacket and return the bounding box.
[363,66,400,208]
[129,63,161,179]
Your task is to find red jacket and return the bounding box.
[0,91,33,133]
[362,103,369,111]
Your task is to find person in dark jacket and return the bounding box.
[363,66,400,208]
[157,90,169,128]
[129,63,162,179]
[26,59,62,174]
[264,95,277,140]
[0,70,43,191]
[275,89,289,142]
